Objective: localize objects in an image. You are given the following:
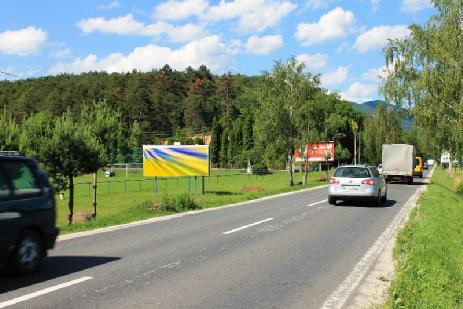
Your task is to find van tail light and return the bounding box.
[329,177,340,184]
[361,179,375,185]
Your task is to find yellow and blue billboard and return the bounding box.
[143,145,210,177]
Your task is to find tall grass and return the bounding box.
[386,168,463,308]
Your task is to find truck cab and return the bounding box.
[414,156,423,178]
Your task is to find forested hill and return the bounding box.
[0,65,258,139]
[1,62,366,168]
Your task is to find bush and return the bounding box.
[159,194,201,213]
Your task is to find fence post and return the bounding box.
[202,176,205,195]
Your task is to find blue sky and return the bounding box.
[0,0,435,102]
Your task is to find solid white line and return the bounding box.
[222,218,274,235]
[58,184,328,242]
[307,199,327,207]
[0,276,93,308]
[320,170,433,309]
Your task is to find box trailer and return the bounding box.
[382,144,416,184]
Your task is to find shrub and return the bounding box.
[159,194,201,213]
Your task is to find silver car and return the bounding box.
[328,165,387,205]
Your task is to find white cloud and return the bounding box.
[321,66,349,86]
[78,14,205,42]
[0,26,47,56]
[154,0,208,20]
[295,53,327,71]
[50,48,71,58]
[245,35,283,55]
[371,0,380,12]
[50,35,234,74]
[97,1,120,10]
[363,66,388,81]
[353,25,410,53]
[341,82,378,102]
[304,0,337,9]
[295,7,356,46]
[401,0,433,12]
[205,0,297,32]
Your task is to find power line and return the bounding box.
[0,70,23,79]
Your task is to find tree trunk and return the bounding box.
[302,157,308,186]
[92,172,97,219]
[288,153,294,186]
[67,175,74,225]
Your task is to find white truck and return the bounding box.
[382,144,416,184]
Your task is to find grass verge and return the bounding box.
[386,168,463,308]
[59,170,329,234]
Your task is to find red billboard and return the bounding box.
[294,142,335,162]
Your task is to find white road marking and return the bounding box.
[223,218,274,235]
[307,199,327,207]
[320,171,432,309]
[0,276,93,308]
[58,184,328,242]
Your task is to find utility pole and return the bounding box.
[354,132,357,165]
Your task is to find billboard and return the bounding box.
[143,145,210,177]
[294,142,335,162]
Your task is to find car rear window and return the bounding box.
[333,167,371,178]
[3,161,41,196]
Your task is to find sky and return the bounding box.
[0,0,436,103]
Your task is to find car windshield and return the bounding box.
[333,167,371,178]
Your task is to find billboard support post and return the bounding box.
[194,176,197,195]
[154,177,158,193]
[202,176,205,195]
[188,177,191,193]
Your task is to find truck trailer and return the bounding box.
[382,144,416,184]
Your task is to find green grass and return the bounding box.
[58,169,330,234]
[386,168,463,308]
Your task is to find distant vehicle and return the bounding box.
[328,165,387,206]
[382,144,415,184]
[0,154,58,274]
[414,157,424,178]
[377,164,383,174]
[423,162,429,170]
[427,159,435,166]
[253,168,272,175]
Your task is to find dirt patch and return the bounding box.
[74,211,92,224]
[241,185,263,193]
[318,176,327,182]
[146,201,161,212]
[452,176,463,194]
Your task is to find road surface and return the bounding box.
[0,172,428,309]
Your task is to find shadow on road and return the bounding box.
[335,199,397,208]
[0,255,120,294]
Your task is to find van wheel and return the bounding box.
[328,196,336,205]
[12,230,43,274]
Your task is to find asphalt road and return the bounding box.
[0,172,429,309]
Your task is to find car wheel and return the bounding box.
[328,196,336,205]
[376,192,382,206]
[381,189,387,202]
[12,230,43,274]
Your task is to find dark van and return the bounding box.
[0,154,58,273]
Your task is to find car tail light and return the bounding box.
[361,179,375,185]
[329,177,340,184]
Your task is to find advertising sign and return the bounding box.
[294,142,335,162]
[441,151,450,164]
[143,145,210,177]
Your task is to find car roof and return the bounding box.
[336,164,373,168]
